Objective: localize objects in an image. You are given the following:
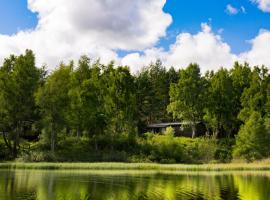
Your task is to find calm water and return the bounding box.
[0,169,270,200]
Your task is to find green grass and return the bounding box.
[1,161,270,171]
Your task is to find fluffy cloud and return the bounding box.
[122,23,238,73]
[1,0,270,73]
[123,24,270,73]
[240,29,270,66]
[0,0,172,68]
[251,0,270,12]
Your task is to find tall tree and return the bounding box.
[229,62,252,133]
[168,63,206,138]
[0,50,42,157]
[102,63,137,148]
[136,60,176,131]
[233,112,270,161]
[80,60,107,150]
[204,68,234,137]
[67,56,92,138]
[238,66,270,122]
[35,63,72,152]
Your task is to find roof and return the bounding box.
[147,121,201,128]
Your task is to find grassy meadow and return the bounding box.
[1,160,270,171]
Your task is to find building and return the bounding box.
[146,121,206,137]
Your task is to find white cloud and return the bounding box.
[251,0,270,12]
[226,4,239,15]
[123,24,270,73]
[0,0,172,68]
[122,23,238,73]
[1,0,270,73]
[240,29,270,66]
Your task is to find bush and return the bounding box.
[18,151,56,162]
[233,112,270,161]
[163,126,175,137]
[215,138,234,162]
[179,137,217,163]
[15,131,221,163]
[139,133,217,163]
[144,133,185,163]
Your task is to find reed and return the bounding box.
[1,161,270,171]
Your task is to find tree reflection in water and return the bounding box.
[0,170,270,200]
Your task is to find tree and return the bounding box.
[238,66,270,122]
[204,68,234,137]
[102,63,137,148]
[35,64,72,152]
[229,62,252,132]
[67,56,92,138]
[0,50,42,157]
[80,60,107,150]
[136,60,178,132]
[233,112,270,161]
[168,64,206,138]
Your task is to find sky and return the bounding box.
[0,0,270,73]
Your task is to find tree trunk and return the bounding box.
[2,132,12,153]
[191,124,196,138]
[51,123,55,153]
[214,128,218,138]
[12,123,20,158]
[12,139,18,158]
[77,127,81,138]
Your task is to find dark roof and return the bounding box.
[147,122,184,128]
[147,121,201,128]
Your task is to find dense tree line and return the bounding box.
[0,50,269,162]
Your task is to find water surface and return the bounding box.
[0,169,270,200]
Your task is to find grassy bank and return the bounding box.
[1,161,270,171]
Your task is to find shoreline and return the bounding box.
[1,162,270,171]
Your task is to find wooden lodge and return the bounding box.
[146,121,206,137]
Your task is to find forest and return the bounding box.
[0,50,269,163]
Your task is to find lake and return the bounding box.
[0,169,270,200]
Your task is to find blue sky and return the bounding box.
[162,0,270,54]
[0,0,37,34]
[0,0,270,72]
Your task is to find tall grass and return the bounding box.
[1,161,270,171]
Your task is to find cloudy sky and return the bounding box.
[0,0,270,72]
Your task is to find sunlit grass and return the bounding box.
[1,161,270,171]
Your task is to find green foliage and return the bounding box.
[139,133,217,163]
[136,60,177,131]
[0,139,10,160]
[0,51,269,164]
[163,126,175,137]
[215,138,235,162]
[233,112,270,161]
[168,63,206,137]
[204,68,235,136]
[0,50,43,158]
[238,66,270,122]
[35,63,72,152]
[102,64,137,139]
[18,151,56,162]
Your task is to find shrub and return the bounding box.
[18,151,56,162]
[163,126,175,137]
[140,133,217,163]
[147,134,185,163]
[233,112,270,161]
[215,138,234,162]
